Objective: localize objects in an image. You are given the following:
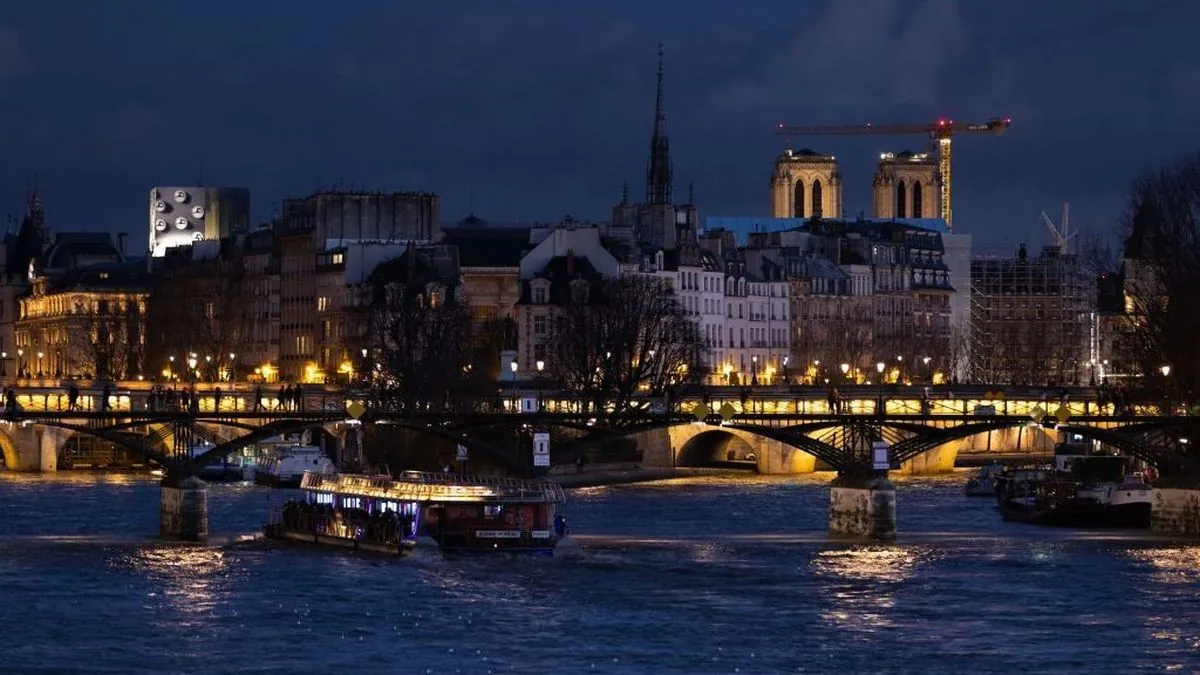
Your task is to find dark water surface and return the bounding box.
[1,471,1198,674]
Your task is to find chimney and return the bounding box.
[117,232,128,256]
[566,249,575,275]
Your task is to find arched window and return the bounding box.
[792,179,805,218]
[896,180,907,218]
[811,179,823,218]
[912,181,923,218]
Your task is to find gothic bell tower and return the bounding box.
[770,147,842,219]
[872,151,938,219]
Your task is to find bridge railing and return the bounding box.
[4,385,349,414]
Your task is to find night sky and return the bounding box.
[0,1,1196,255]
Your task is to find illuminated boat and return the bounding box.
[264,470,574,556]
[254,445,335,488]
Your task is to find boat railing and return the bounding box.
[301,471,566,503]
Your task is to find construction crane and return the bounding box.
[775,117,1011,230]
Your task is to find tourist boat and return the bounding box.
[994,467,1093,525]
[188,441,249,482]
[965,462,1004,497]
[263,471,574,556]
[255,445,336,488]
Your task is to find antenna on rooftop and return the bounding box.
[1040,202,1076,254]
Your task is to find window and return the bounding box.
[896,180,907,218]
[912,181,923,217]
[792,179,805,218]
[811,179,823,218]
[332,253,344,265]
[317,296,328,312]
[534,315,547,335]
[533,286,548,304]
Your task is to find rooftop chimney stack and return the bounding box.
[117,232,128,256]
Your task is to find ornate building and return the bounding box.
[16,233,148,381]
[872,151,938,219]
[769,147,843,219]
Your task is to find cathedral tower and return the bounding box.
[872,151,938,220]
[770,147,842,219]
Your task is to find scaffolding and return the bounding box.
[968,244,1094,386]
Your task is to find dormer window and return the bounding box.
[531,279,550,304]
[569,278,590,303]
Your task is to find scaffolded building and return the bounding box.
[969,244,1095,386]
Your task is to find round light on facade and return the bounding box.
[175,217,189,230]
[154,200,168,213]
[155,219,168,231]
[173,190,189,203]
[191,205,205,219]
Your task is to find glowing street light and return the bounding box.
[876,361,885,374]
[536,360,545,373]
[839,363,850,374]
[1161,365,1171,377]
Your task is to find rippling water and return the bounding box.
[1,470,1199,674]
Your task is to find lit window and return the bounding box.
[332,253,344,265]
[317,297,328,312]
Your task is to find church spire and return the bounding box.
[645,44,673,205]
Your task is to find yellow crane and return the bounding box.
[775,117,1011,230]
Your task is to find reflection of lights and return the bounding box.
[123,546,228,616]
[814,546,921,632]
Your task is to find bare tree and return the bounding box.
[551,275,702,415]
[1115,153,1200,403]
[369,256,474,410]
[145,262,247,380]
[69,299,145,380]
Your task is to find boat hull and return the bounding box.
[264,525,413,556]
[1107,500,1152,528]
[256,473,303,489]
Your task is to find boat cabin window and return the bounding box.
[484,505,503,518]
[340,496,362,509]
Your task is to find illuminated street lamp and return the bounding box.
[1160,365,1171,377]
[509,360,519,412]
[876,361,885,374]
[17,348,23,377]
[37,351,44,376]
[839,363,850,383]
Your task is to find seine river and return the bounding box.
[1,471,1198,674]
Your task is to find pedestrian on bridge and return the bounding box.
[254,385,264,411]
[67,383,79,411]
[101,384,112,412]
[213,386,223,413]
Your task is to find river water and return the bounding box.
[0,471,1198,674]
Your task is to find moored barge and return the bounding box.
[264,470,574,556]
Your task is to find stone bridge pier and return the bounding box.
[0,424,73,473]
[160,474,209,542]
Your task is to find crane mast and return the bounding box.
[775,117,1010,230]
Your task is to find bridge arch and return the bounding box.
[676,429,760,470]
[0,427,17,469]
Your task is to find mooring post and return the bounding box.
[160,471,209,542]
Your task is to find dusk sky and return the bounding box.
[0,1,1196,255]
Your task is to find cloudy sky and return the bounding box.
[0,0,1195,255]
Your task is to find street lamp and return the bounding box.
[876,361,885,374]
[751,355,759,386]
[840,363,850,381]
[17,348,23,377]
[535,360,545,411]
[509,360,519,412]
[1160,365,1171,377]
[187,356,198,383]
[36,351,43,377]
[922,355,932,384]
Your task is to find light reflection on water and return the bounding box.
[0,471,1198,673]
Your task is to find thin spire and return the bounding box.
[688,181,694,204]
[645,44,673,205]
[621,181,629,204]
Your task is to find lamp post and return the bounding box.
[782,355,790,384]
[168,355,176,383]
[187,356,198,384]
[36,351,44,378]
[896,355,903,384]
[17,348,23,378]
[750,355,758,386]
[536,359,545,411]
[1,351,6,377]
[228,352,236,382]
[509,360,518,412]
[1161,364,1172,415]
[840,362,850,384]
[922,356,932,384]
